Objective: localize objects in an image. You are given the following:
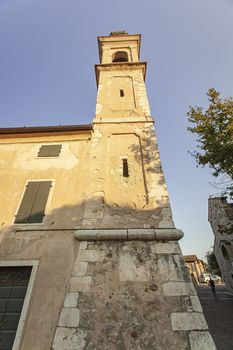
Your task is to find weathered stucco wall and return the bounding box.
[0,124,175,349]
[0,121,173,233]
[0,132,92,349]
[95,67,150,119]
[0,228,78,350]
[78,121,174,229]
[0,133,91,231]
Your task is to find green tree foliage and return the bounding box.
[187,88,233,196]
[205,248,221,276]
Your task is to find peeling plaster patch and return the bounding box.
[83,192,105,221]
[158,207,174,228]
[12,143,79,170]
[149,175,167,197]
[96,103,102,115]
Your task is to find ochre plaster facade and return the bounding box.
[184,255,207,285]
[0,32,216,350]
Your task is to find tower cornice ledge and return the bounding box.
[95,62,147,85]
[93,116,154,124]
[74,228,184,241]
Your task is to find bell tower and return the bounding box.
[95,31,151,121]
[78,31,176,228]
[52,32,216,350]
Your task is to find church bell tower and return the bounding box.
[52,32,216,350]
[95,31,150,121]
[78,30,177,229]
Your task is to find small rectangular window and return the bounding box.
[122,159,129,177]
[15,181,52,224]
[0,266,31,350]
[120,89,124,97]
[38,145,62,157]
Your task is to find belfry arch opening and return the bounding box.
[112,51,128,63]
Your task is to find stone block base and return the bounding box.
[52,235,216,350]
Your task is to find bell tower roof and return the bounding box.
[97,31,141,64]
[109,31,129,36]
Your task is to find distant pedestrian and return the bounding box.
[208,278,217,299]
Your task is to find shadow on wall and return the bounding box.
[1,195,173,241]
[0,125,176,350]
[128,125,164,177]
[0,196,183,350]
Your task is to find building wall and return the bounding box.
[82,121,174,229]
[0,131,92,349]
[95,67,150,119]
[0,124,175,349]
[185,256,207,284]
[208,197,233,292]
[0,132,94,230]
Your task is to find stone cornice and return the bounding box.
[74,228,184,241]
[95,62,147,86]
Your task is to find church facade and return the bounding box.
[0,32,215,350]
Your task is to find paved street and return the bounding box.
[196,284,233,350]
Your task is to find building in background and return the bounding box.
[208,197,233,292]
[184,255,207,284]
[0,32,215,350]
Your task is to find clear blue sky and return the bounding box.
[1,0,233,260]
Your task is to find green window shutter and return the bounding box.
[37,146,50,157]
[28,181,52,223]
[48,145,62,157]
[15,181,52,224]
[14,182,39,223]
[38,145,62,157]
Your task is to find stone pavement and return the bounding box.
[196,284,233,350]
